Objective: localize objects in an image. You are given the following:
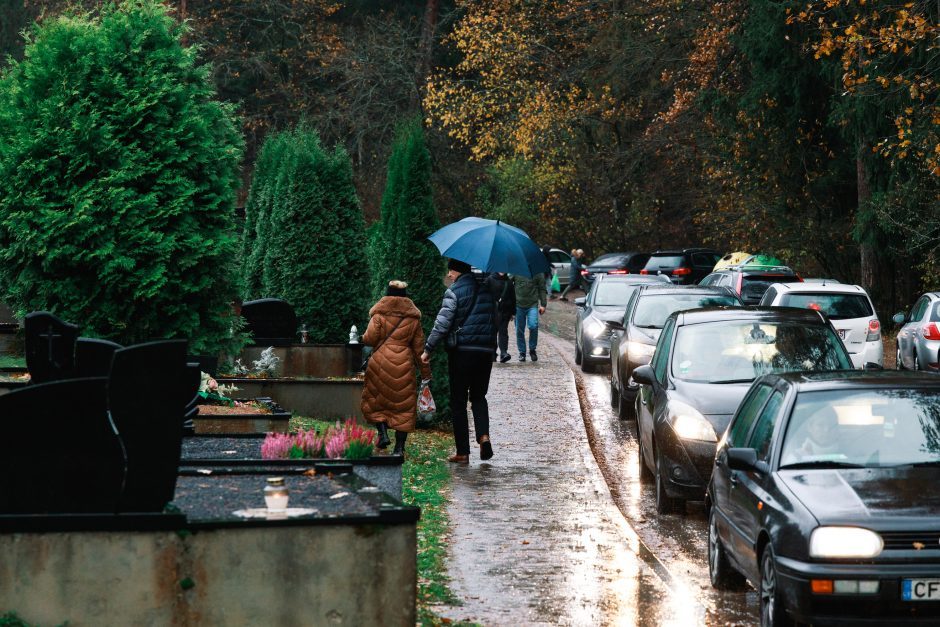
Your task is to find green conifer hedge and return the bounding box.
[0,1,244,354]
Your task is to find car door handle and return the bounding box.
[730,474,738,486]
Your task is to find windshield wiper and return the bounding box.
[710,378,754,384]
[636,324,661,329]
[780,460,866,470]
[901,460,940,468]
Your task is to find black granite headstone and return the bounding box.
[187,354,218,377]
[24,312,80,383]
[108,340,189,512]
[240,298,297,346]
[0,377,125,514]
[75,337,123,378]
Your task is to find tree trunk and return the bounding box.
[857,147,875,293]
[415,0,439,107]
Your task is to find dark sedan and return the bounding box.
[574,274,669,373]
[580,251,651,285]
[708,371,940,626]
[609,285,741,419]
[632,307,852,515]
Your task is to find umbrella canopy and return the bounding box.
[427,217,551,278]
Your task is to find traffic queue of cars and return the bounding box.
[568,256,940,626]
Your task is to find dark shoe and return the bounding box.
[518,354,526,362]
[479,436,494,461]
[448,454,470,464]
[530,351,538,362]
[376,423,391,450]
[560,296,568,301]
[500,354,511,363]
[393,431,407,457]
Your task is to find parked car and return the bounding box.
[707,370,940,627]
[580,251,651,285]
[699,263,802,305]
[759,282,883,369]
[632,307,853,515]
[639,248,721,285]
[608,285,742,420]
[544,247,573,289]
[893,291,940,372]
[574,274,669,373]
[713,251,751,272]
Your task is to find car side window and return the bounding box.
[747,390,785,461]
[651,318,675,383]
[551,251,571,263]
[727,384,773,448]
[931,301,940,322]
[719,274,733,287]
[624,291,639,326]
[760,286,778,306]
[911,297,929,321]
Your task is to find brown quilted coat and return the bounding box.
[360,296,432,432]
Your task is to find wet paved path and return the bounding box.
[437,322,709,626]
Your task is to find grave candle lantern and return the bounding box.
[264,477,289,512]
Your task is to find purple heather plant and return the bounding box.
[260,433,293,460]
[260,419,374,460]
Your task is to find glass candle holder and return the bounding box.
[264,477,289,512]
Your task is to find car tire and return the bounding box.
[896,346,903,370]
[581,359,596,374]
[618,388,636,420]
[655,447,684,514]
[708,508,745,590]
[637,431,653,484]
[913,350,920,371]
[610,379,620,409]
[575,342,582,365]
[759,544,794,627]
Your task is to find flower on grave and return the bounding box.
[251,346,280,377]
[232,359,249,375]
[261,433,293,459]
[198,371,236,406]
[259,419,374,460]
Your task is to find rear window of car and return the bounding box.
[779,293,873,320]
[590,253,628,266]
[632,293,739,328]
[644,255,685,270]
[740,275,800,303]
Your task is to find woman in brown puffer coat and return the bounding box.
[361,280,432,455]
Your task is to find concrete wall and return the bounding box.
[0,523,416,626]
[241,345,362,379]
[223,378,364,421]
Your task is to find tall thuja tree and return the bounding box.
[376,119,448,419]
[261,127,368,341]
[242,131,290,299]
[0,0,244,353]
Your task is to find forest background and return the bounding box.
[1,0,936,314]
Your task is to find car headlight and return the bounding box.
[584,317,607,338]
[667,401,717,442]
[810,527,883,559]
[627,341,655,362]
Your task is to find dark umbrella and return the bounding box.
[427,217,551,278]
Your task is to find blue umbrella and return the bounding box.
[427,217,551,278]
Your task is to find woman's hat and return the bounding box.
[386,280,408,297]
[447,258,472,274]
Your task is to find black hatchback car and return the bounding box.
[707,370,940,627]
[580,251,651,285]
[640,248,721,285]
[632,307,852,515]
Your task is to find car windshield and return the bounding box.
[644,255,684,270]
[741,275,800,303]
[779,293,873,319]
[671,321,852,383]
[593,282,640,307]
[780,389,940,468]
[632,293,738,328]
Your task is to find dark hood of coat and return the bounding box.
[369,296,422,319]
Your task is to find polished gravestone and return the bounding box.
[240,298,298,346]
[75,337,122,378]
[24,312,80,383]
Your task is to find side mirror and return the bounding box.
[726,448,764,473]
[632,364,655,386]
[892,312,906,325]
[574,297,586,307]
[607,320,624,331]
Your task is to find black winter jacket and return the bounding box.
[425,273,497,353]
[484,273,516,316]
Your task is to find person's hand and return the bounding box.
[538,305,546,315]
[420,351,430,365]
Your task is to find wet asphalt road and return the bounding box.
[437,293,759,626]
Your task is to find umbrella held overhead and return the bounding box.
[427,217,551,278]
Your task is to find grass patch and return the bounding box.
[0,355,25,368]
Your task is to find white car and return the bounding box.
[545,247,572,289]
[759,281,883,368]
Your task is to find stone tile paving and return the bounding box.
[436,322,707,626]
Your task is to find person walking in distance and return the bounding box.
[485,271,516,363]
[360,280,432,456]
[541,246,555,298]
[559,249,585,301]
[421,259,498,463]
[513,271,547,362]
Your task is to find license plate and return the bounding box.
[837,329,848,339]
[902,579,940,601]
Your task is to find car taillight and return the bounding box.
[639,269,649,275]
[922,323,940,341]
[796,274,804,282]
[866,319,881,341]
[672,267,692,276]
[608,269,628,274]
[735,273,743,295]
[580,269,590,276]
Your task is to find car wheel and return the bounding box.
[618,388,636,420]
[575,342,582,365]
[637,431,653,484]
[913,350,920,371]
[581,359,596,374]
[759,544,794,627]
[708,508,745,590]
[610,379,620,409]
[655,447,684,514]
[896,346,903,370]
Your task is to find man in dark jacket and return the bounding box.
[422,259,498,464]
[484,272,515,363]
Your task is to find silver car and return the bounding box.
[545,247,572,289]
[893,292,940,372]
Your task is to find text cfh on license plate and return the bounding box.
[902,579,940,601]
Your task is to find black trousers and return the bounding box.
[495,311,511,358]
[448,350,493,455]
